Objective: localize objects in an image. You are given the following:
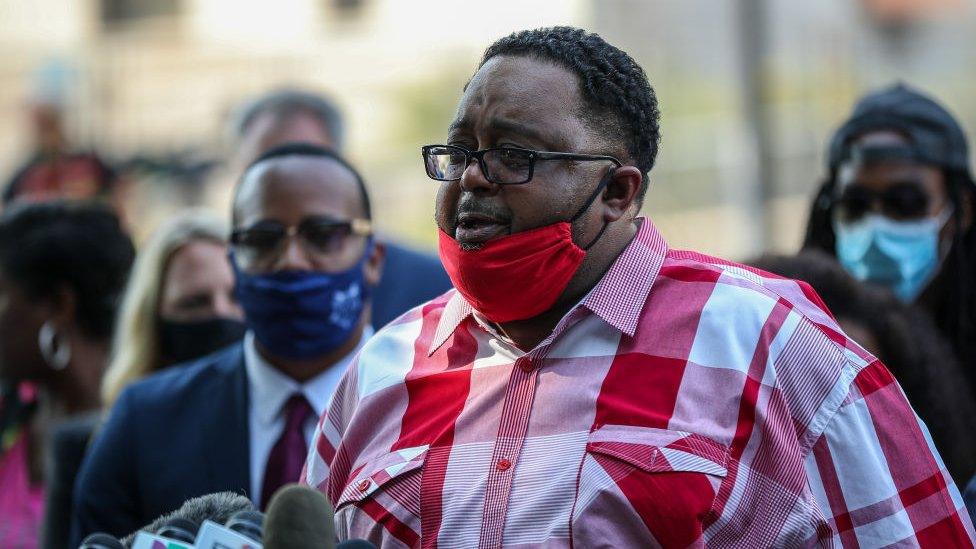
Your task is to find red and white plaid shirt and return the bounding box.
[304,217,975,548]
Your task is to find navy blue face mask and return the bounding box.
[232,248,371,360]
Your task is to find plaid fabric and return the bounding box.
[304,217,975,548]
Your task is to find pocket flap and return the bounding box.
[587,425,728,477]
[337,445,429,507]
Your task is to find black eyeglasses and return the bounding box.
[230,216,372,268]
[833,182,931,223]
[421,144,622,185]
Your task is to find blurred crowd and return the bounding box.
[0,28,975,549]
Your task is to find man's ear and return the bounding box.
[601,166,644,222]
[364,240,386,288]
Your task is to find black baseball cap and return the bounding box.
[828,83,972,179]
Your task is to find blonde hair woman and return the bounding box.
[101,209,244,407]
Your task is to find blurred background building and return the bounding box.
[0,0,974,257]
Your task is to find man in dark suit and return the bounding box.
[229,89,451,328]
[71,144,385,543]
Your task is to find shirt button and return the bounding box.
[496,458,512,471]
[357,479,371,492]
[519,359,533,372]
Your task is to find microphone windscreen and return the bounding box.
[79,532,126,549]
[263,483,336,549]
[225,509,265,542]
[122,491,254,546]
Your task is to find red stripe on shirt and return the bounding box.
[709,298,793,524]
[394,313,477,548]
[617,466,716,547]
[659,264,723,284]
[811,437,861,548]
[854,362,967,544]
[852,359,895,399]
[593,353,687,429]
[360,497,421,547]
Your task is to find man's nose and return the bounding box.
[458,157,498,195]
[272,234,315,272]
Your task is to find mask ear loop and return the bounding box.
[571,167,618,251]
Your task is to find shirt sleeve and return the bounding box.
[803,359,976,547]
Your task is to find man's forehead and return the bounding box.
[451,55,583,138]
[837,157,933,191]
[235,157,360,221]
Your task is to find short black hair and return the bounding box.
[234,142,372,223]
[230,89,345,150]
[0,201,134,339]
[481,26,661,202]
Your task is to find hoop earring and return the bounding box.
[38,321,71,371]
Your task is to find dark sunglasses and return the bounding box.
[230,216,372,264]
[833,182,931,222]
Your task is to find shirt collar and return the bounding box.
[428,217,668,355]
[244,327,372,427]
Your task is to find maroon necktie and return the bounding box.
[260,393,314,509]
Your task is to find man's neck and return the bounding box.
[256,322,365,383]
[497,219,639,351]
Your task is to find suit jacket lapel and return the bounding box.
[203,345,251,498]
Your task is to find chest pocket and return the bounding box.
[574,425,729,548]
[335,445,428,548]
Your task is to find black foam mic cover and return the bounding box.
[263,483,336,549]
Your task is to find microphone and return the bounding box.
[226,510,264,542]
[131,517,199,549]
[263,484,335,549]
[157,517,199,544]
[122,491,255,547]
[79,532,125,549]
[194,509,265,549]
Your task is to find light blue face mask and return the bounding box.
[834,209,951,302]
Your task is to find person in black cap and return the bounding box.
[804,83,976,383]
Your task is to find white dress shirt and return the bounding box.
[243,328,371,504]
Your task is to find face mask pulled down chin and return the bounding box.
[158,317,246,365]
[834,210,950,302]
[438,172,613,323]
[233,252,370,360]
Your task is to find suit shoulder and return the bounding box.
[118,343,244,409]
[384,242,446,275]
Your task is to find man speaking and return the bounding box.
[305,27,975,547]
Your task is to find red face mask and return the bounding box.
[438,173,613,323]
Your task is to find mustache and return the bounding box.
[452,196,512,226]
